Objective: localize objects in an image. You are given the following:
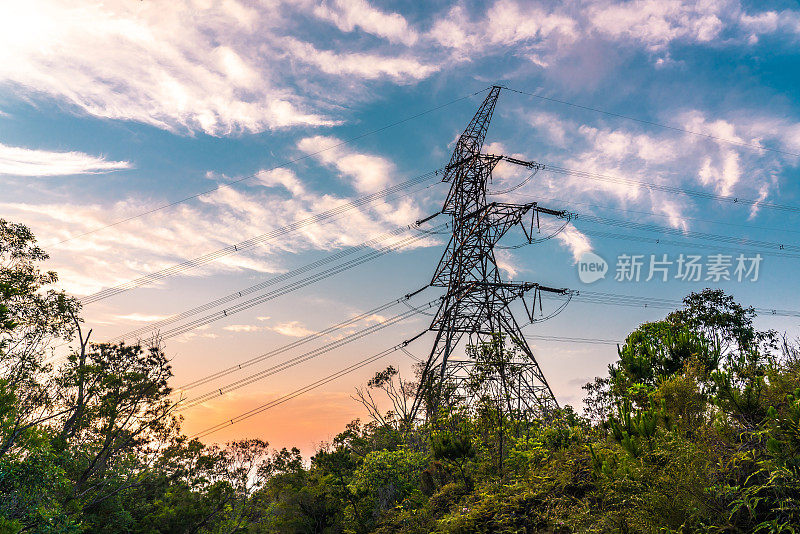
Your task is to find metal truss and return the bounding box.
[410,86,572,422]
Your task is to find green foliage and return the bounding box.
[0,446,78,533]
[2,219,800,533]
[431,426,475,491]
[349,449,427,525]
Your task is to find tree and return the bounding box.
[349,449,426,527]
[353,366,416,432]
[0,219,80,457]
[54,341,176,511]
[430,425,475,491]
[667,288,775,358]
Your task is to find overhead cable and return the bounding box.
[111,216,442,343]
[543,165,800,214]
[59,88,489,245]
[146,223,446,341]
[172,286,429,393]
[190,330,429,440]
[83,170,441,305]
[178,300,438,412]
[506,87,800,159]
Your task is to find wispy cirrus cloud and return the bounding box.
[222,324,265,333]
[270,321,315,338]
[0,142,130,177]
[506,106,799,245]
[283,38,437,83]
[297,135,397,194]
[428,0,578,64]
[0,0,334,136]
[1,140,434,296]
[0,0,437,136]
[2,0,798,139]
[311,0,419,45]
[586,0,726,51]
[426,0,800,69]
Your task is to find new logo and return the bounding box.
[577,251,608,284]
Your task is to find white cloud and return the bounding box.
[748,183,771,219]
[424,1,799,72]
[0,142,130,176]
[257,168,306,196]
[0,0,336,135]
[495,248,520,278]
[172,331,219,344]
[297,135,396,193]
[428,1,578,63]
[587,0,724,50]
[785,125,800,152]
[556,226,592,262]
[2,0,794,142]
[312,0,418,45]
[2,141,434,298]
[486,0,578,46]
[739,11,780,33]
[739,9,800,38]
[507,103,798,262]
[270,321,314,338]
[698,152,741,196]
[223,324,264,333]
[283,38,437,83]
[363,313,388,324]
[648,192,689,231]
[527,112,569,147]
[115,313,172,323]
[1,196,287,296]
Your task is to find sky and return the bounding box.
[2,0,800,453]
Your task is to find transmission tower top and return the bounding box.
[409,85,573,421]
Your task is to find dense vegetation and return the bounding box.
[2,217,799,533]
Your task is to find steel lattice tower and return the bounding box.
[410,86,571,421]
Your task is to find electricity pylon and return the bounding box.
[409,86,571,421]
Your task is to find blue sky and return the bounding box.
[2,0,800,451]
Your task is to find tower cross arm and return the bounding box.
[456,202,570,244]
[475,280,573,299]
[501,155,545,170]
[482,154,546,171]
[518,282,574,296]
[443,153,542,179]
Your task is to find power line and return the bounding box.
[110,217,441,343]
[502,193,800,259]
[177,300,437,412]
[191,331,428,440]
[44,221,442,366]
[505,87,800,159]
[183,288,799,438]
[578,228,800,261]
[575,213,799,254]
[172,287,428,393]
[543,165,800,214]
[541,290,800,318]
[150,223,446,340]
[189,280,799,440]
[46,218,445,366]
[512,192,800,237]
[57,89,489,246]
[524,334,621,345]
[185,84,800,438]
[82,170,442,305]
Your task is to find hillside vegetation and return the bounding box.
[1,218,799,533]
